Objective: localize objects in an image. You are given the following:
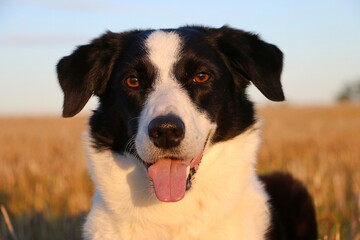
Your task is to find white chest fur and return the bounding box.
[83,125,270,240]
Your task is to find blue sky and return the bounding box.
[0,0,359,115]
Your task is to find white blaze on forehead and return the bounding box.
[145,30,182,80]
[143,30,185,116]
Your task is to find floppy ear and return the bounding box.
[57,31,129,117]
[214,26,284,101]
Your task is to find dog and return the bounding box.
[57,26,317,239]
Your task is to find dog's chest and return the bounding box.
[109,198,267,240]
[84,127,270,240]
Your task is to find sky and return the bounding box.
[0,0,360,115]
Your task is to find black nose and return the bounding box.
[148,115,185,149]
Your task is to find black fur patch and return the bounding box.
[260,172,318,240]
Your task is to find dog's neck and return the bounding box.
[83,122,271,239]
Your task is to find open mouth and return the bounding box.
[142,152,203,202]
[139,136,209,203]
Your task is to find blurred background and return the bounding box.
[0,0,359,239]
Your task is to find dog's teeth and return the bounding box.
[186,166,190,176]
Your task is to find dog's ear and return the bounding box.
[57,31,132,117]
[213,26,284,101]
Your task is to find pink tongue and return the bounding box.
[148,159,188,202]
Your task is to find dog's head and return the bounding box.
[57,26,283,202]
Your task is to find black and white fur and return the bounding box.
[57,26,317,240]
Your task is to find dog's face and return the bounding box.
[57,26,283,202]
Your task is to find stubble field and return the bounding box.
[0,104,359,239]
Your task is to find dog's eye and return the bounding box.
[124,76,140,88]
[193,72,211,83]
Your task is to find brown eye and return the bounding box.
[193,72,211,83]
[125,76,140,88]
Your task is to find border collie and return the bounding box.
[57,26,317,240]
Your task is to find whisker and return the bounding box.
[124,135,136,154]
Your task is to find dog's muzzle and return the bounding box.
[143,114,205,202]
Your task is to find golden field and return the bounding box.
[0,104,359,239]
